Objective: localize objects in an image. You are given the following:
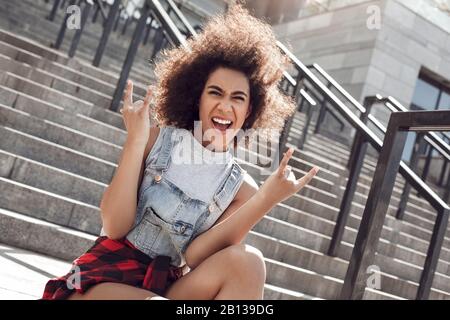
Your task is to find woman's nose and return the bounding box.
[218,101,233,112]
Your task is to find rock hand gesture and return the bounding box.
[258,147,319,205]
[119,80,154,147]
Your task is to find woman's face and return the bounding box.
[197,67,251,152]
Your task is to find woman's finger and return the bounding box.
[284,165,292,179]
[295,166,319,189]
[124,80,133,106]
[143,86,152,109]
[277,147,293,178]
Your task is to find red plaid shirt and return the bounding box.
[42,236,185,300]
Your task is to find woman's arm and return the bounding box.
[100,138,150,240]
[184,148,319,269]
[100,81,158,240]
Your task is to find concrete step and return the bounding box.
[0,71,125,130]
[262,207,450,277]
[0,50,147,103]
[0,103,122,164]
[0,2,159,89]
[0,125,116,184]
[289,114,447,205]
[0,149,106,207]
[282,183,450,246]
[0,27,149,88]
[0,0,157,75]
[0,177,101,235]
[245,230,450,299]
[0,85,127,146]
[0,208,309,300]
[0,242,74,300]
[0,41,124,96]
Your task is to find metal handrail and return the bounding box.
[164,0,197,37]
[367,95,450,160]
[340,110,450,299]
[307,63,366,114]
[276,40,450,300]
[110,0,189,110]
[361,94,450,216]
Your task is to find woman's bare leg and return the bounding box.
[165,244,266,300]
[67,243,266,300]
[67,282,160,300]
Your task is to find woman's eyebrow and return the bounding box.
[207,85,248,97]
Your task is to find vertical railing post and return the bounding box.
[113,7,122,32]
[143,16,154,45]
[340,117,408,300]
[314,83,332,134]
[438,159,448,186]
[93,0,121,67]
[68,1,92,58]
[347,96,375,169]
[444,170,450,203]
[53,0,77,49]
[416,208,450,299]
[121,15,131,35]
[150,27,166,61]
[421,144,434,182]
[47,0,62,21]
[110,4,150,111]
[328,133,368,257]
[298,97,314,150]
[92,1,100,23]
[396,133,427,220]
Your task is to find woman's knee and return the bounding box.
[221,244,266,282]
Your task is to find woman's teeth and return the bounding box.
[212,117,233,131]
[212,117,232,125]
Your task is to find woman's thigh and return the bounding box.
[67,282,158,300]
[164,251,229,300]
[165,244,263,300]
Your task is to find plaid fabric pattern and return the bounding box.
[41,236,184,300]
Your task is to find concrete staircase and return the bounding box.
[0,0,161,87]
[1,0,450,300]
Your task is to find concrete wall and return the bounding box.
[365,0,450,123]
[273,0,450,147]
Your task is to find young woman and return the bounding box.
[42,4,319,300]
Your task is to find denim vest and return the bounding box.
[124,126,245,267]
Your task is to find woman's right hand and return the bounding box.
[120,80,153,147]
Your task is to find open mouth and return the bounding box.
[211,116,233,132]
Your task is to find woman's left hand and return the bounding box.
[258,147,319,206]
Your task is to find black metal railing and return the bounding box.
[358,95,450,220]
[47,0,194,111]
[276,41,450,300]
[339,110,450,299]
[306,63,366,137]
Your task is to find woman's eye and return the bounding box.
[234,96,245,101]
[209,91,220,96]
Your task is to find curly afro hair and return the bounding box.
[151,3,296,148]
